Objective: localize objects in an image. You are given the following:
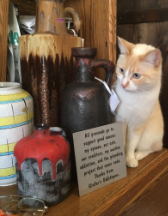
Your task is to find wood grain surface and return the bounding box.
[0,0,9,81]
[120,166,168,216]
[1,149,168,216]
[117,0,168,12]
[118,8,168,25]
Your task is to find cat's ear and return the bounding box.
[141,49,161,67]
[117,37,134,55]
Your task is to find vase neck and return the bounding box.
[75,57,94,82]
[34,124,50,137]
[35,0,68,35]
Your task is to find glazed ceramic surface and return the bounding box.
[61,47,115,179]
[14,124,71,206]
[19,0,82,127]
[0,82,33,186]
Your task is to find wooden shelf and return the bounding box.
[1,149,168,216]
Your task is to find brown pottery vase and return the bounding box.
[19,0,83,126]
[61,47,115,179]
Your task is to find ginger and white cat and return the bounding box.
[115,37,164,168]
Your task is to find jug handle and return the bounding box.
[91,60,115,89]
[64,7,81,36]
[50,127,66,138]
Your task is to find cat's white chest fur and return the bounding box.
[115,80,160,127]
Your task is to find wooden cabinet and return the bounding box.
[0,0,116,82]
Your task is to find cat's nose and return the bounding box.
[121,83,127,88]
[121,79,129,88]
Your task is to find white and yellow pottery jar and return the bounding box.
[0,82,34,186]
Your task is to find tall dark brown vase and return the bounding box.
[19,0,83,126]
[61,47,115,179]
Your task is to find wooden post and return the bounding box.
[0,0,9,81]
[65,0,117,81]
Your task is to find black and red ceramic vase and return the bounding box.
[61,47,115,179]
[14,124,71,206]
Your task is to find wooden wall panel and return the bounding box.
[117,0,168,11]
[118,22,167,45]
[0,0,9,81]
[117,0,168,148]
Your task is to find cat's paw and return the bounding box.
[135,151,144,160]
[126,158,138,168]
[135,151,151,160]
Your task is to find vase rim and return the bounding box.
[0,82,21,90]
[35,124,49,130]
[71,47,97,58]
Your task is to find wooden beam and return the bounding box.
[0,0,9,81]
[118,8,168,25]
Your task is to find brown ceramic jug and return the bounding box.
[19,0,83,127]
[61,47,115,179]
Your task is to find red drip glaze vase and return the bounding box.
[14,124,71,206]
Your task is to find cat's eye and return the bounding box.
[133,73,141,79]
[119,67,124,74]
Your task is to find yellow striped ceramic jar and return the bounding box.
[0,82,34,186]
